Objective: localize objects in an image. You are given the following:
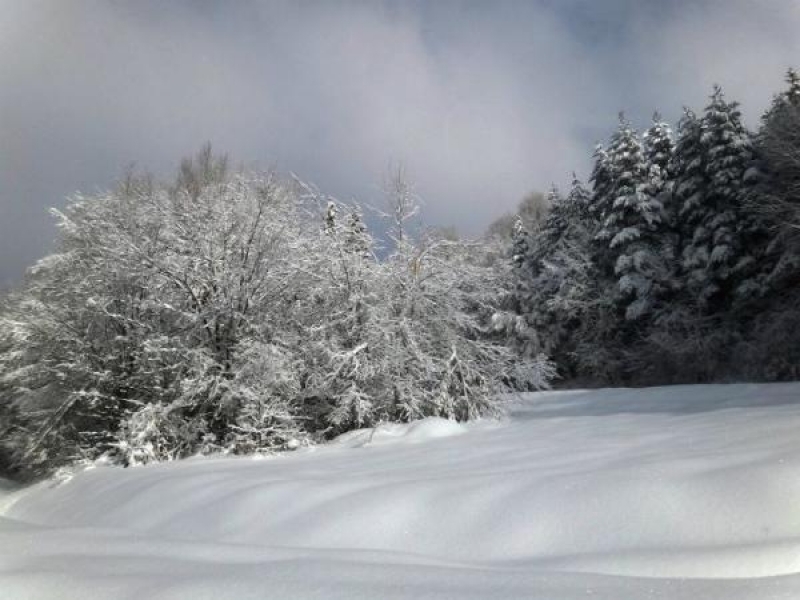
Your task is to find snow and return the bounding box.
[3,383,800,599]
[330,417,469,448]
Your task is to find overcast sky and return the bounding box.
[1,0,799,285]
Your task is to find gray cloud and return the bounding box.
[1,0,798,285]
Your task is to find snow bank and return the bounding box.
[2,383,800,599]
[330,416,470,448]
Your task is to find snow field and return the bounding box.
[2,383,800,599]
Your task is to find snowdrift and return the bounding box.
[2,383,800,599]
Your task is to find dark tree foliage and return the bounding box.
[510,73,800,386]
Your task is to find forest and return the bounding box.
[1,69,799,481]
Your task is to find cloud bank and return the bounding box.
[1,0,798,283]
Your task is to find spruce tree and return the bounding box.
[672,108,707,284]
[564,173,593,230]
[642,112,679,293]
[597,116,665,319]
[643,113,673,172]
[538,185,568,252]
[343,209,371,258]
[511,216,531,270]
[589,143,615,229]
[680,86,754,309]
[786,67,800,105]
[642,112,675,223]
[588,143,617,277]
[534,180,593,265]
[324,200,338,235]
[752,68,800,293]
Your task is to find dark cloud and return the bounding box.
[1,0,798,284]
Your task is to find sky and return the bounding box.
[1,0,799,285]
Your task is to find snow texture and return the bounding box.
[2,383,800,599]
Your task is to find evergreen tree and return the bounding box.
[588,143,615,230]
[671,108,707,282]
[680,86,754,309]
[588,143,617,277]
[752,67,800,293]
[343,209,371,258]
[532,180,592,270]
[643,112,674,175]
[642,113,675,227]
[597,116,666,319]
[537,186,568,253]
[506,177,597,379]
[786,67,800,105]
[642,112,680,296]
[324,201,338,235]
[564,173,593,229]
[511,216,531,270]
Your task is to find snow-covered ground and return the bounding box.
[2,383,800,599]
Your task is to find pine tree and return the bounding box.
[642,113,679,295]
[671,107,707,282]
[679,86,754,309]
[564,173,593,229]
[786,67,800,106]
[752,68,800,293]
[589,143,615,228]
[343,209,371,258]
[643,112,674,175]
[537,185,568,253]
[511,173,602,379]
[324,201,338,235]
[596,116,665,319]
[531,181,592,271]
[642,112,675,225]
[509,216,525,263]
[588,143,617,278]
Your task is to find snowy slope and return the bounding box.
[2,383,800,599]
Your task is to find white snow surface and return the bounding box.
[3,383,800,599]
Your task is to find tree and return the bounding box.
[589,143,615,226]
[678,86,756,309]
[485,191,549,242]
[754,68,800,292]
[642,112,676,229]
[0,150,556,478]
[597,116,666,320]
[1,151,314,474]
[298,177,554,431]
[671,107,707,281]
[537,186,569,251]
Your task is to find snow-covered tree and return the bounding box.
[297,180,554,433]
[642,113,675,226]
[537,186,569,251]
[597,116,667,320]
[643,113,674,175]
[754,68,800,292]
[671,107,707,272]
[343,209,372,258]
[0,149,558,478]
[506,174,603,378]
[678,86,755,309]
[0,150,318,474]
[510,216,531,269]
[563,173,593,227]
[589,143,615,227]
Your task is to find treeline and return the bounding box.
[510,70,800,385]
[2,70,799,480]
[0,149,552,479]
